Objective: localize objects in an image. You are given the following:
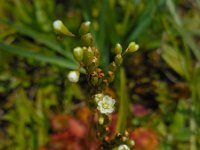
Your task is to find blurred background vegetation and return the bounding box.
[0,0,200,150]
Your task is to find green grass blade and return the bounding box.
[0,19,75,61]
[13,0,33,24]
[127,1,157,42]
[162,44,191,79]
[166,1,200,62]
[166,0,182,26]
[34,0,52,32]
[0,43,78,69]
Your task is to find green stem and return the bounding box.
[116,68,129,134]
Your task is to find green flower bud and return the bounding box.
[109,62,117,72]
[122,136,128,142]
[91,76,99,85]
[98,116,104,125]
[87,57,98,72]
[115,54,123,66]
[127,139,135,147]
[81,33,94,46]
[107,71,115,83]
[83,47,94,66]
[79,21,91,35]
[53,20,75,37]
[126,42,139,53]
[73,47,83,62]
[114,43,122,54]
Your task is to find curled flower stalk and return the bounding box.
[53,20,138,149]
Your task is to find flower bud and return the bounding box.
[92,47,99,58]
[79,21,91,35]
[73,47,83,62]
[115,54,123,66]
[91,76,99,85]
[108,71,115,82]
[127,139,135,147]
[87,57,98,72]
[126,42,139,53]
[67,71,80,83]
[53,20,75,37]
[114,43,122,54]
[109,62,117,72]
[81,33,94,46]
[122,136,128,142]
[98,116,104,125]
[83,47,94,66]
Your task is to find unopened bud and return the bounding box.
[122,136,128,142]
[115,54,123,66]
[53,20,75,37]
[81,33,94,46]
[73,47,83,62]
[127,139,135,147]
[67,71,80,83]
[125,130,129,136]
[83,47,94,66]
[108,71,115,82]
[79,21,91,35]
[98,116,104,125]
[91,76,99,85]
[114,43,122,54]
[87,57,98,72]
[109,62,117,72]
[126,42,139,53]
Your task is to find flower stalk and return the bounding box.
[53,19,139,149]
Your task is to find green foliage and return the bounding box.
[4,89,50,150]
[0,43,78,70]
[0,0,200,149]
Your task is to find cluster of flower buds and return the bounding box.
[99,131,135,150]
[53,20,139,150]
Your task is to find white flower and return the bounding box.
[68,71,80,83]
[53,20,63,31]
[94,93,104,103]
[97,95,115,114]
[118,144,130,150]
